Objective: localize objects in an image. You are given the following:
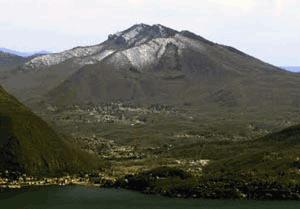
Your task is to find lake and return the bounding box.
[0,186,299,209]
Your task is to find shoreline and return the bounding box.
[1,173,299,201]
[1,181,300,201]
[0,175,115,190]
[1,184,300,202]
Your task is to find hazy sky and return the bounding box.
[0,0,299,65]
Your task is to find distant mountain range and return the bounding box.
[282,66,300,72]
[0,47,49,57]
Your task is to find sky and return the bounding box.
[0,0,299,66]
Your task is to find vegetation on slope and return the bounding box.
[114,125,300,199]
[204,125,300,178]
[0,86,100,176]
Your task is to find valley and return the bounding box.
[0,23,299,200]
[31,102,300,200]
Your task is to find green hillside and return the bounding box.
[116,125,300,199]
[204,124,300,179]
[0,86,99,176]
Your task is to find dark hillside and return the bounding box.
[0,86,99,176]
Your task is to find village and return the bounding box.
[0,171,116,189]
[42,102,179,127]
[0,157,210,190]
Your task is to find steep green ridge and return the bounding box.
[0,86,98,176]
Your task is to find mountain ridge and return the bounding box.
[283,66,300,72]
[0,47,49,57]
[42,24,297,108]
[21,24,280,73]
[22,24,184,70]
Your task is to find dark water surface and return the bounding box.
[0,186,299,209]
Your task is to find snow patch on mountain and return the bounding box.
[116,25,146,42]
[77,50,116,66]
[24,45,104,69]
[113,35,205,70]
[175,34,206,52]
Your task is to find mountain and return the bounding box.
[42,25,300,111]
[23,24,178,70]
[0,24,299,198]
[0,85,98,176]
[0,24,179,101]
[0,48,49,57]
[2,24,300,114]
[283,66,300,72]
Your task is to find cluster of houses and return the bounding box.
[0,173,93,189]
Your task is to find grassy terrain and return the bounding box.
[37,103,300,145]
